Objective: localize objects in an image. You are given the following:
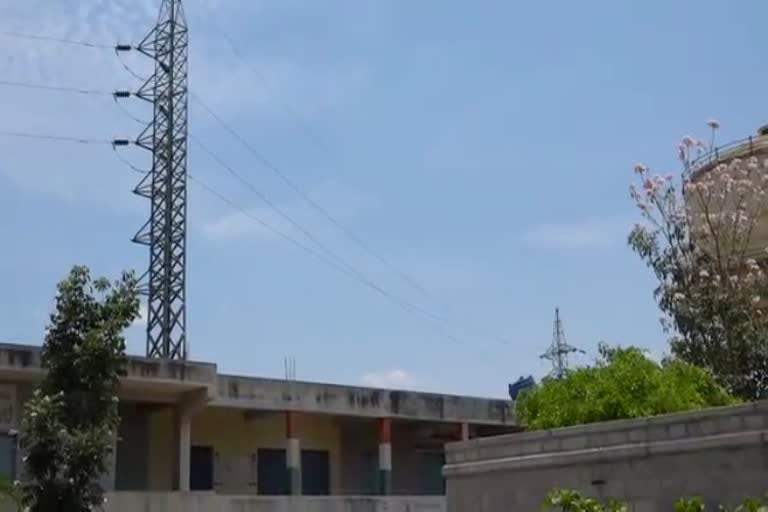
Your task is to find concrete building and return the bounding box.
[0,342,515,509]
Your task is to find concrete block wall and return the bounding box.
[104,493,446,512]
[444,401,768,512]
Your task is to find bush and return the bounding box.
[545,491,768,512]
[516,344,736,430]
[544,489,626,512]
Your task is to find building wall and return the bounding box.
[338,418,378,495]
[134,404,451,496]
[147,407,176,491]
[392,423,445,496]
[217,375,512,425]
[115,403,150,491]
[104,493,446,512]
[444,401,768,512]
[190,407,343,494]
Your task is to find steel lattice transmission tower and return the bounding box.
[133,0,189,360]
[540,308,584,379]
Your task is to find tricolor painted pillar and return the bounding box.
[377,417,392,495]
[286,411,301,495]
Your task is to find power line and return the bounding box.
[0,124,496,352]
[0,28,450,314]
[189,134,509,348]
[186,172,472,348]
[191,94,448,304]
[192,134,361,275]
[0,30,515,349]
[0,79,114,95]
[0,30,115,49]
[0,76,147,126]
[192,93,515,346]
[0,130,118,145]
[191,8,335,158]
[190,11,457,310]
[116,51,147,82]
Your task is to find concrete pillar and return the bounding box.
[285,411,301,495]
[175,408,191,492]
[99,430,118,492]
[377,418,392,495]
[461,422,470,441]
[173,388,208,492]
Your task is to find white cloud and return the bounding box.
[644,348,666,364]
[0,0,157,205]
[132,303,148,328]
[201,206,284,241]
[0,1,368,203]
[199,181,371,242]
[360,369,416,389]
[521,217,632,250]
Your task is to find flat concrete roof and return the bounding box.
[0,342,514,426]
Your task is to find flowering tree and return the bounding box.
[629,121,768,399]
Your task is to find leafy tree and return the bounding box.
[20,266,138,512]
[516,344,735,430]
[629,122,768,399]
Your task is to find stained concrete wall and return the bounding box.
[392,423,444,496]
[103,493,446,512]
[0,342,512,428]
[0,343,217,389]
[115,403,150,491]
[217,375,512,425]
[444,401,768,512]
[338,418,378,495]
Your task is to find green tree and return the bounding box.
[516,344,735,430]
[629,123,768,399]
[20,266,139,512]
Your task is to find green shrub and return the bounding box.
[517,344,736,430]
[543,489,626,512]
[544,490,768,511]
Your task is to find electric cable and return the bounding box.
[0,30,115,49]
[0,79,113,95]
[0,130,117,145]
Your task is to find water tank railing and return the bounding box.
[685,135,768,179]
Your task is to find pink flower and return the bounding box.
[681,136,696,147]
[643,179,655,190]
[707,119,720,130]
[634,163,648,174]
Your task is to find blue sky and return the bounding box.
[0,0,765,398]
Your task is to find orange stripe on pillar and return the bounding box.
[378,417,391,444]
[285,411,295,439]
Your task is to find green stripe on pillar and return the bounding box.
[378,418,392,495]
